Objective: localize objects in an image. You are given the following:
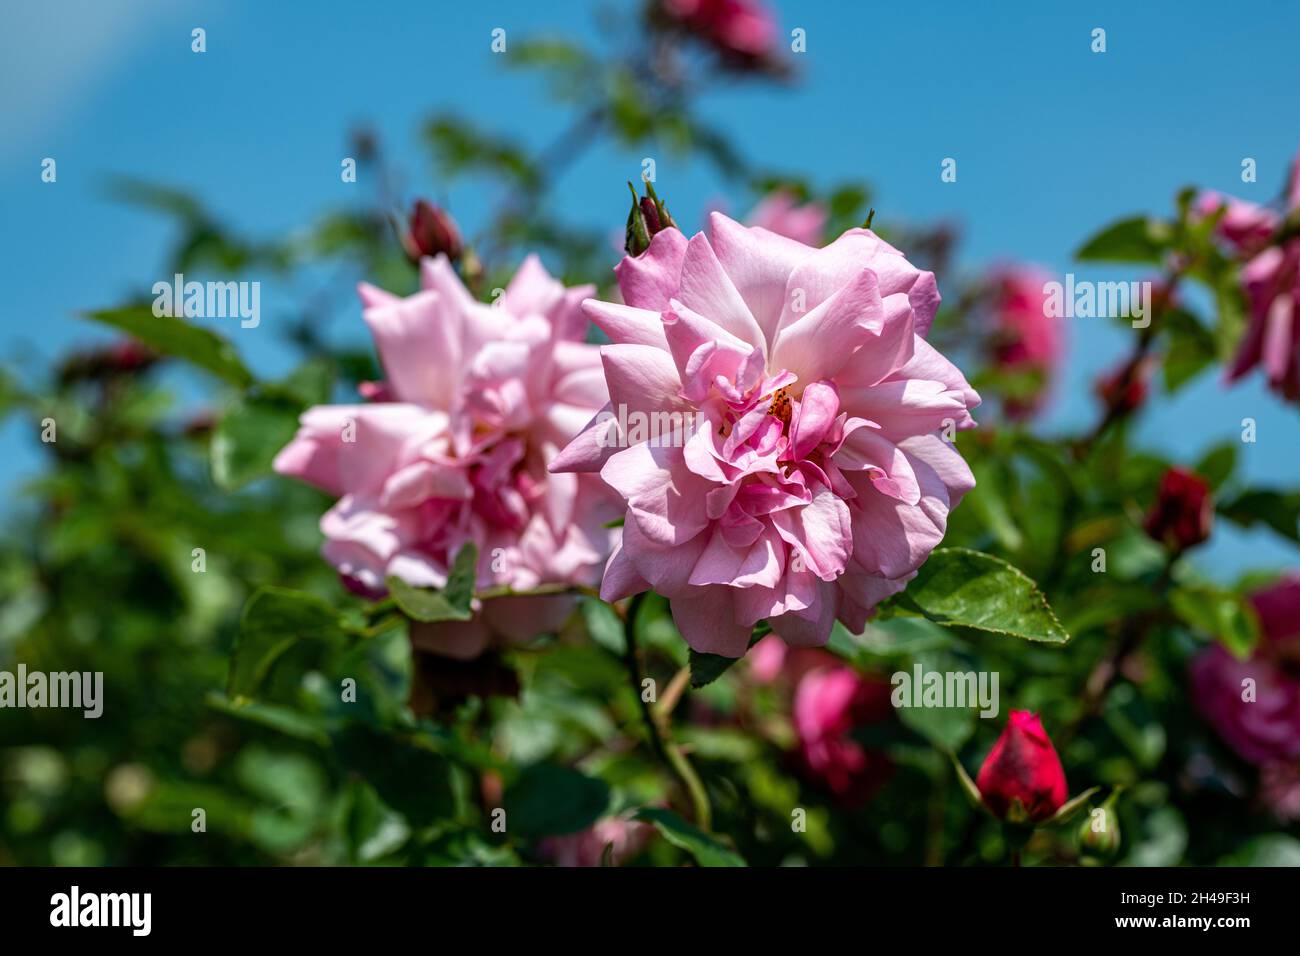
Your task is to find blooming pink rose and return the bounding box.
[986,265,1062,419]
[1191,575,1300,766]
[274,254,619,658]
[660,0,777,61]
[540,815,655,867]
[746,191,827,247]
[553,213,979,654]
[793,663,894,803]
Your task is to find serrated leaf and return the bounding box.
[82,305,254,387]
[633,807,746,867]
[901,549,1069,644]
[386,543,478,622]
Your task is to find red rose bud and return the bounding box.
[58,338,158,384]
[1094,356,1151,418]
[1143,466,1213,553]
[405,199,462,263]
[976,710,1068,823]
[625,180,678,257]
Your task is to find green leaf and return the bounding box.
[332,723,458,825]
[211,390,302,490]
[1217,835,1300,867]
[897,700,976,752]
[688,629,765,688]
[504,763,610,837]
[228,586,348,699]
[82,305,254,387]
[580,598,625,656]
[633,807,746,867]
[1163,309,1218,392]
[386,543,478,622]
[1170,585,1261,658]
[1219,488,1300,543]
[1075,216,1172,263]
[1194,442,1237,491]
[901,548,1070,644]
[688,649,741,689]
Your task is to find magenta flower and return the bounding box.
[793,663,894,804]
[540,815,655,867]
[1195,190,1281,257]
[987,265,1062,419]
[1226,240,1300,400]
[1208,151,1300,401]
[552,213,979,654]
[659,0,778,62]
[274,254,619,658]
[1191,575,1300,766]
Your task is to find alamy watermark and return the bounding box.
[1043,273,1153,329]
[0,665,103,718]
[50,886,150,936]
[890,663,999,718]
[152,273,260,328]
[594,404,702,448]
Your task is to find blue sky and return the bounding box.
[2,0,1298,578]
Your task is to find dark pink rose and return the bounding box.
[793,664,894,804]
[975,710,1068,823]
[1191,576,1300,766]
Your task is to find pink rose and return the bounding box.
[553,213,979,654]
[986,265,1062,419]
[793,663,894,803]
[1191,576,1300,766]
[659,0,777,62]
[275,254,619,658]
[1212,149,1300,401]
[540,816,655,867]
[1225,240,1300,401]
[1195,190,1280,257]
[746,191,828,247]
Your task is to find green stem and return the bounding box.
[621,592,713,831]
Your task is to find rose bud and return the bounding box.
[1094,356,1152,419]
[657,0,779,68]
[1142,466,1213,553]
[404,199,462,263]
[1077,794,1121,860]
[624,180,678,257]
[976,710,1069,823]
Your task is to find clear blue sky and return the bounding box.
[2,0,1298,578]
